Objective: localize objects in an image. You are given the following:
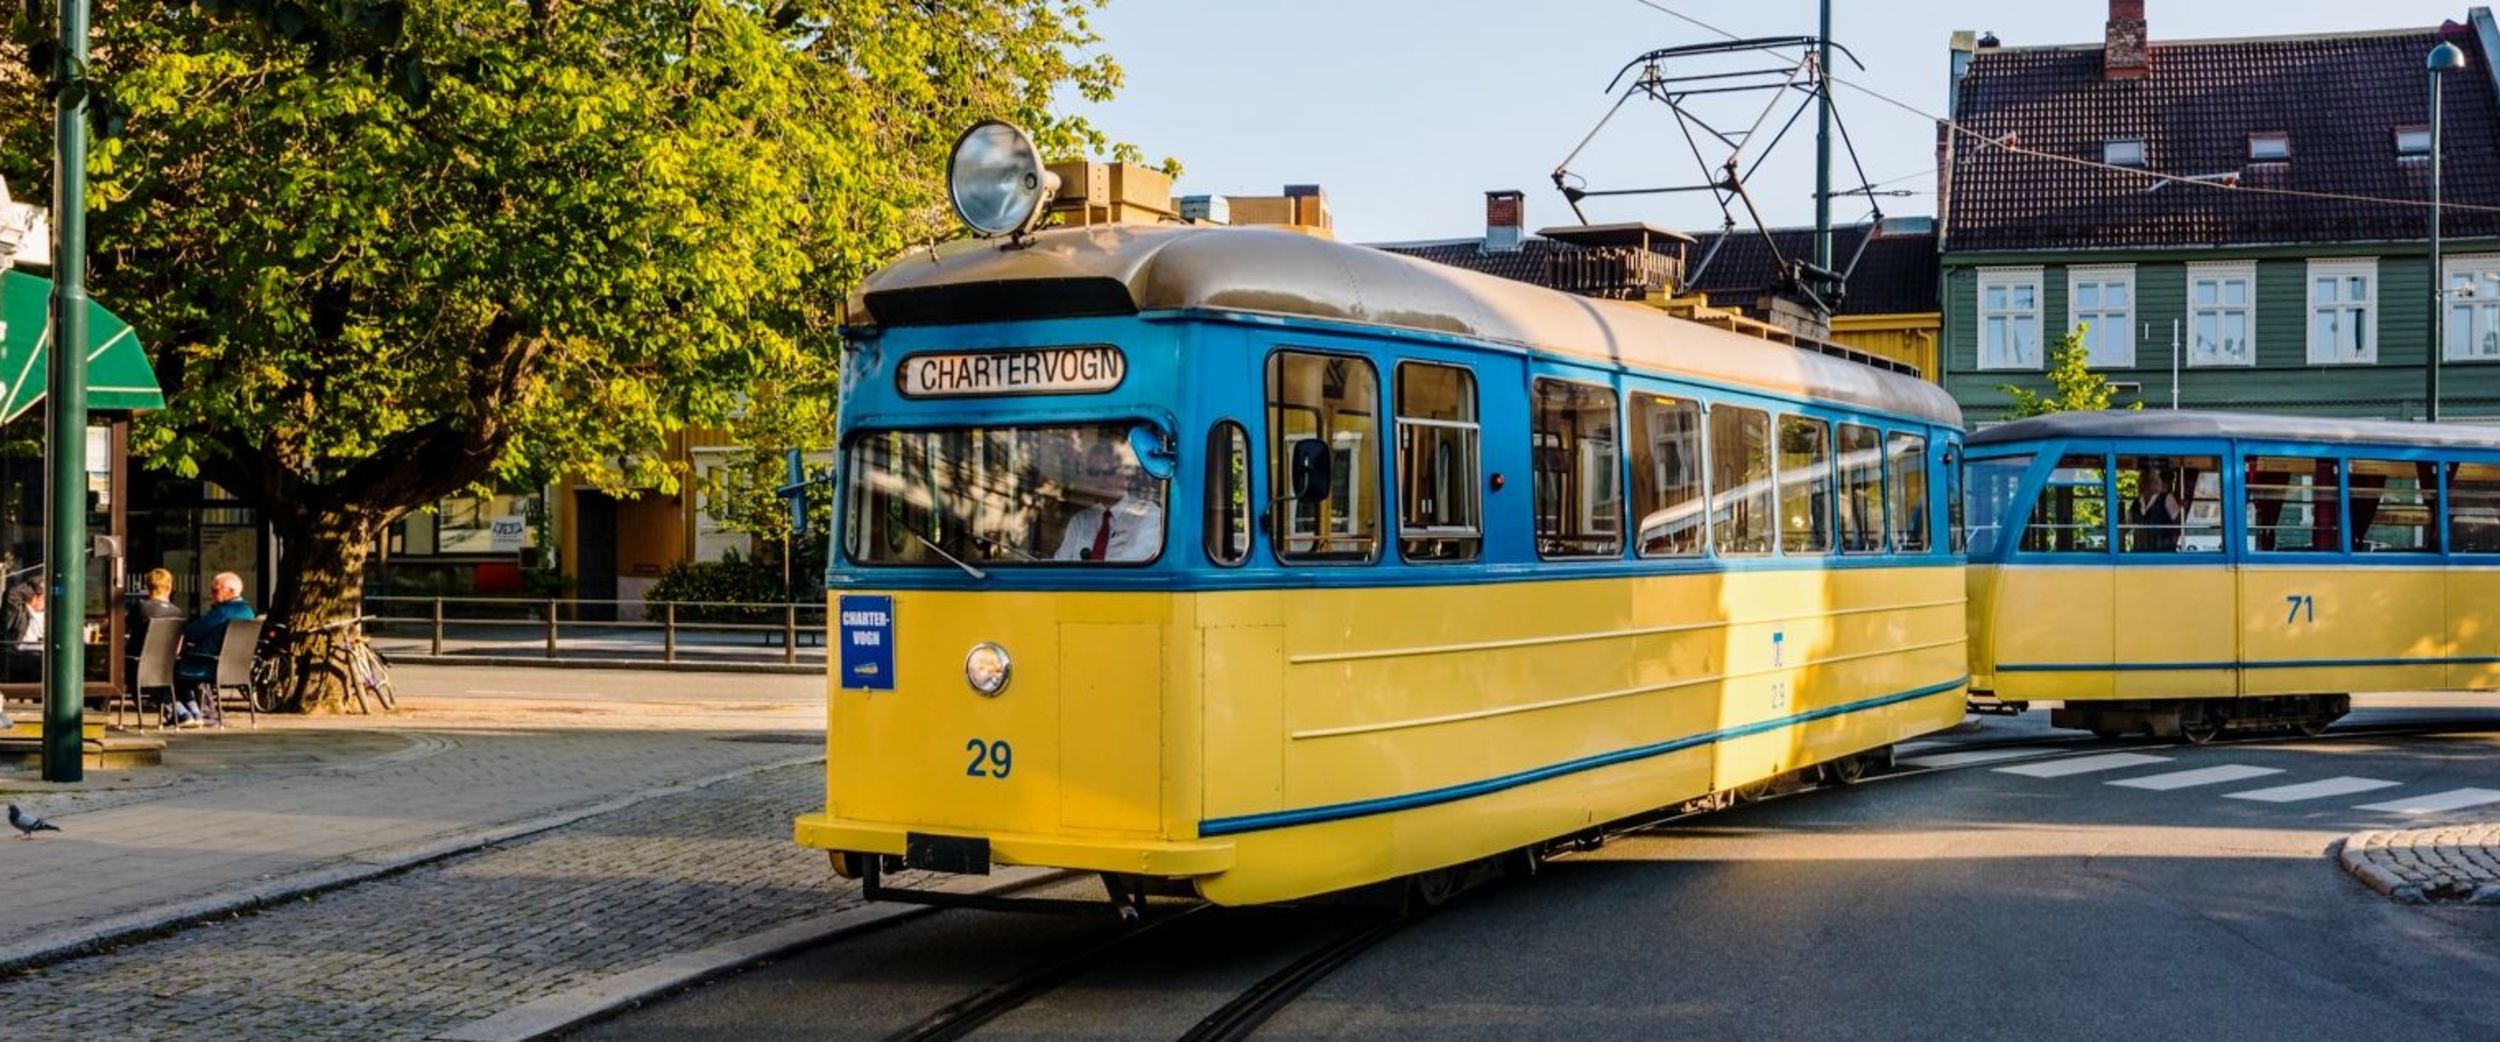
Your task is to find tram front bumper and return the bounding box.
[795,813,1237,878]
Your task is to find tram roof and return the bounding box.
[1969,410,2500,450]
[848,224,1961,426]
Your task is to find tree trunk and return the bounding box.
[266,507,382,713]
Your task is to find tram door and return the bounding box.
[1995,454,2117,700]
[2111,452,2236,698]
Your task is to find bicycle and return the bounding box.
[315,615,397,714]
[249,619,296,714]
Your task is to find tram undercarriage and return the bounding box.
[2051,694,2351,744]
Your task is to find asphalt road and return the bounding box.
[574,701,2500,1041]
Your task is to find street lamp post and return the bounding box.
[41,0,91,782]
[2429,39,2470,424]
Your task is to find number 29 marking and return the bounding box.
[2284,594,2315,625]
[964,738,1013,779]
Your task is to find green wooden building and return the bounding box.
[1940,3,2500,423]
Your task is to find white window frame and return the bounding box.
[2103,138,2146,167]
[2396,125,2432,157]
[2186,261,2257,368]
[1976,266,2044,371]
[2067,264,2137,368]
[690,447,756,562]
[2248,132,2290,162]
[2307,258,2379,365]
[2444,254,2500,362]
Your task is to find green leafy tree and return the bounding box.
[2002,326,2140,418]
[0,1,1157,709]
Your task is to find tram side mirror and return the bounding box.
[90,534,122,560]
[1127,424,1177,481]
[1288,438,1333,505]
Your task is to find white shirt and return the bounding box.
[1053,496,1165,562]
[20,606,43,647]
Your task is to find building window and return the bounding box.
[2248,132,2290,162]
[1394,362,1481,562]
[433,490,543,555]
[1531,378,1622,559]
[1630,393,1707,557]
[1976,268,2043,370]
[2307,259,2377,365]
[2069,265,2135,368]
[2103,138,2146,167]
[2445,255,2500,361]
[2187,262,2256,367]
[2396,125,2432,157]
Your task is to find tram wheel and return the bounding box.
[2090,727,2123,740]
[2180,718,2222,745]
[1821,754,1869,786]
[1731,779,1773,804]
[2296,716,2332,738]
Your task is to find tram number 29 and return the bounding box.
[2284,594,2316,625]
[964,739,1013,779]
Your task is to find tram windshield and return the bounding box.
[1961,454,2032,558]
[843,424,1170,567]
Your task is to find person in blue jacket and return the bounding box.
[174,571,255,726]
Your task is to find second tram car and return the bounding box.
[797,210,1969,905]
[1966,410,2500,741]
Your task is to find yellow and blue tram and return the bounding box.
[797,129,1968,906]
[1965,410,2500,741]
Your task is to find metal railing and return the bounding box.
[365,595,827,669]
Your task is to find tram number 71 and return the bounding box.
[2284,594,2316,625]
[964,739,1013,779]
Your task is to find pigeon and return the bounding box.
[9,804,60,838]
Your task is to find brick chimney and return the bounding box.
[1484,190,1525,253]
[2105,0,2150,80]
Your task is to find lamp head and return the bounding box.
[947,121,1061,239]
[2430,40,2469,73]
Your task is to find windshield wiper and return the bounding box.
[908,530,988,580]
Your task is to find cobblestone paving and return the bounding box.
[1,762,860,1042]
[2341,822,2500,904]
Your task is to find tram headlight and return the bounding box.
[964,642,1012,697]
[948,121,1060,239]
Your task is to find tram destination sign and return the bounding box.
[898,345,1125,398]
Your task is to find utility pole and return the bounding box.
[42,0,91,782]
[1813,0,1834,279]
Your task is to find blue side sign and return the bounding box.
[839,595,896,691]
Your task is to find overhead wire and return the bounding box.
[1630,0,2500,217]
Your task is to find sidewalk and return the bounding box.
[0,663,826,971]
[369,623,825,670]
[2341,823,2500,904]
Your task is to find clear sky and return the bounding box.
[1075,0,2484,243]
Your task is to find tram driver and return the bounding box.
[1052,437,1164,563]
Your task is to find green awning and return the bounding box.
[0,268,163,421]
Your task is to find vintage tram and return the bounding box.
[796,124,1968,905]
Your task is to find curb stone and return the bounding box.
[386,654,817,676]
[0,751,826,976]
[428,868,1057,1042]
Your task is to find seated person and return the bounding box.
[174,572,255,724]
[126,568,186,721]
[1052,440,1165,563]
[2125,469,2185,552]
[1,581,45,684]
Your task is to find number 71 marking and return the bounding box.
[2285,594,2315,624]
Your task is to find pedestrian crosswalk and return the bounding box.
[1949,748,2500,817]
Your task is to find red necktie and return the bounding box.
[1090,508,1113,561]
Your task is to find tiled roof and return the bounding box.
[1946,24,2500,252]
[1369,238,1570,283]
[1685,225,1941,315]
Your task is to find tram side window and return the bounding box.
[1205,421,1252,566]
[1837,423,1884,553]
[1268,351,1381,562]
[1394,363,1481,562]
[1778,416,1833,554]
[2350,459,2439,553]
[1630,394,1707,557]
[1710,406,1774,554]
[2245,456,2342,552]
[1532,379,1623,558]
[2449,461,2500,553]
[2020,455,2110,553]
[1886,432,1929,553]
[2117,455,2222,553]
[1962,454,2029,557]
